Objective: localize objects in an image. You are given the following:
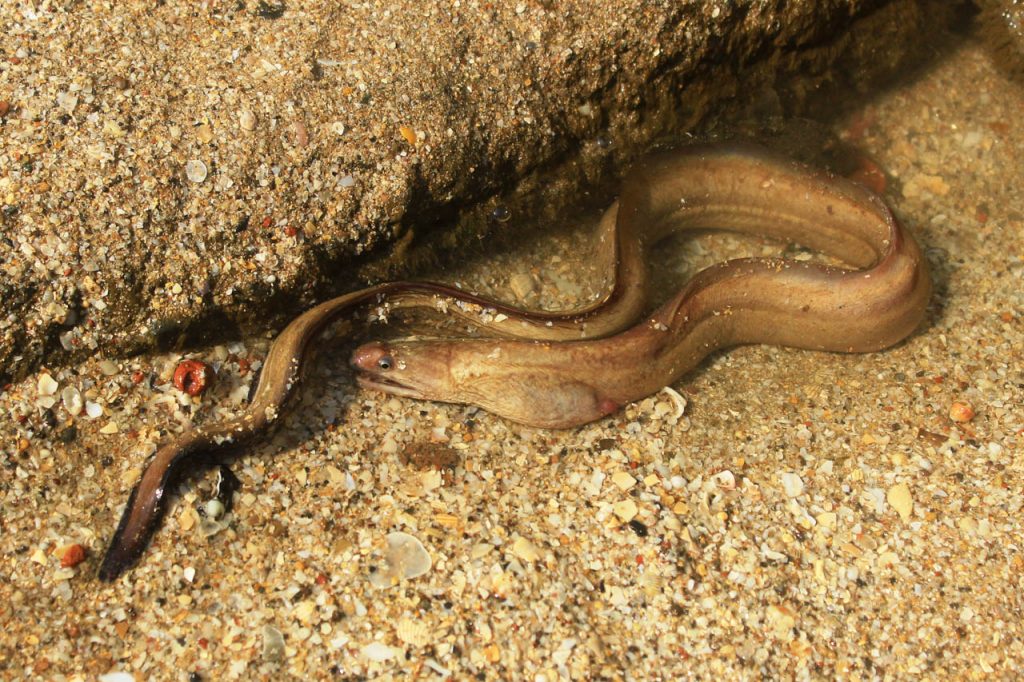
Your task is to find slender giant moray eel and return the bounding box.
[100,143,930,580]
[352,144,931,427]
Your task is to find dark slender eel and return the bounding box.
[100,142,931,579]
[98,270,647,580]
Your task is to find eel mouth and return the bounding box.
[354,372,423,398]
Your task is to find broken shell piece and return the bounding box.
[185,160,208,183]
[262,625,285,662]
[361,642,397,662]
[239,109,256,131]
[659,386,687,419]
[368,532,432,588]
[37,373,59,396]
[396,617,432,647]
[61,387,83,416]
[713,470,736,491]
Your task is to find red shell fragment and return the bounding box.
[173,359,215,397]
[60,543,87,568]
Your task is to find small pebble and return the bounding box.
[612,499,638,522]
[510,536,541,562]
[293,120,309,147]
[60,544,86,568]
[887,483,914,520]
[204,499,225,520]
[949,401,975,422]
[239,109,256,131]
[611,471,636,491]
[37,373,58,397]
[490,205,511,223]
[780,472,804,498]
[185,160,208,183]
[628,519,649,537]
[399,125,417,146]
[173,359,214,396]
[262,625,286,662]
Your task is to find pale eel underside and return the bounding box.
[99,142,930,580]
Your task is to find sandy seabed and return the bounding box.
[2,38,1023,681]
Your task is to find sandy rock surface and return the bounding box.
[0,0,926,381]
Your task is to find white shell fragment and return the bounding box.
[368,532,432,588]
[714,470,736,491]
[61,386,83,416]
[780,472,805,498]
[85,401,103,419]
[361,642,397,662]
[239,109,256,131]
[185,160,208,183]
[262,625,286,662]
[659,386,687,418]
[37,373,59,396]
[396,617,432,647]
[205,499,226,520]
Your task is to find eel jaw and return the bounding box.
[355,372,424,398]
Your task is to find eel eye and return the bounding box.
[377,355,394,371]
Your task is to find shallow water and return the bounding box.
[3,32,1023,681]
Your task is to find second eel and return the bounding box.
[351,144,931,428]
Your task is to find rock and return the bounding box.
[0,0,953,381]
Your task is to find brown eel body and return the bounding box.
[100,142,930,580]
[351,144,930,427]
